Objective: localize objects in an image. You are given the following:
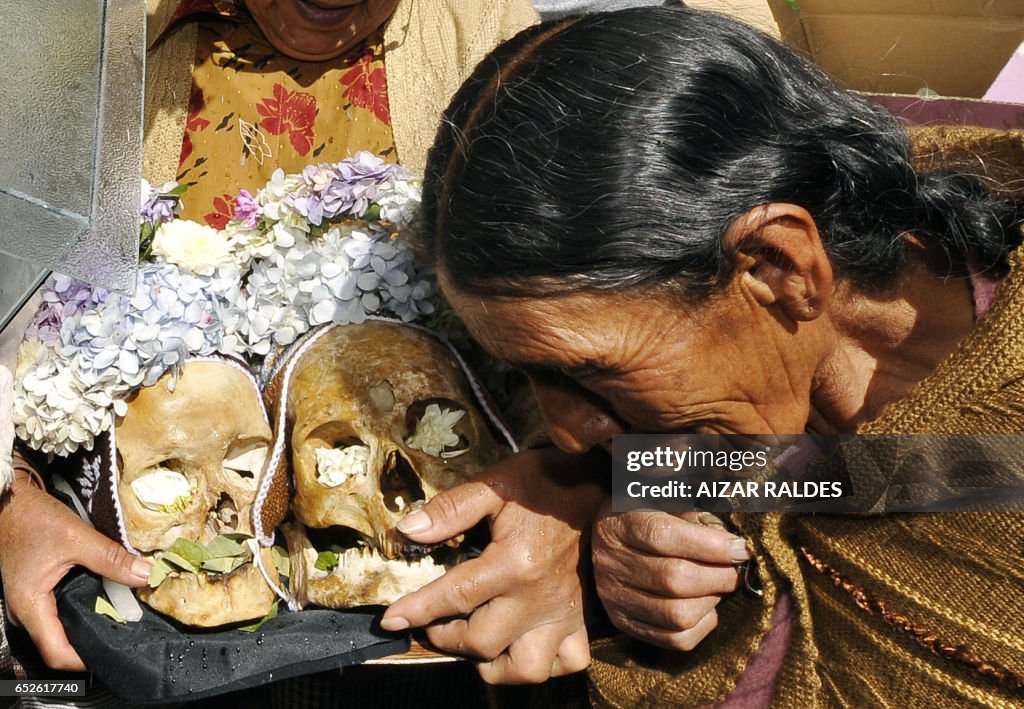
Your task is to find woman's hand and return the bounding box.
[381,447,608,683]
[592,503,749,651]
[0,473,151,670]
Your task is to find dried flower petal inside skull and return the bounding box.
[316,445,371,487]
[130,468,195,514]
[405,404,466,457]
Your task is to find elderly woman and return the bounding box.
[386,6,1024,707]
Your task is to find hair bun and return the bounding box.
[916,171,1024,274]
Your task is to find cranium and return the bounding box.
[92,358,278,626]
[273,322,507,608]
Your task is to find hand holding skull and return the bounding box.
[0,470,151,670]
[381,447,609,683]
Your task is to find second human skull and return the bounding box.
[275,322,507,607]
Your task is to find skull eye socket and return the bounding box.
[129,461,196,514]
[308,425,371,488]
[382,450,425,513]
[223,438,269,487]
[404,398,473,459]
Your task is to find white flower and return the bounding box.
[406,404,467,458]
[225,222,274,265]
[151,219,236,275]
[258,168,306,232]
[130,468,194,512]
[376,174,422,227]
[316,445,371,487]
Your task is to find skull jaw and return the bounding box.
[283,521,451,608]
[136,547,278,627]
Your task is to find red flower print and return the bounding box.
[180,86,210,166]
[187,86,211,132]
[179,132,193,166]
[256,83,317,156]
[339,53,390,125]
[204,194,236,230]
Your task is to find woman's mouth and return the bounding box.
[293,0,357,25]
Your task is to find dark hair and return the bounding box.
[420,7,1024,299]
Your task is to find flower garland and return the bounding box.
[14,152,433,456]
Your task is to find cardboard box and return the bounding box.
[686,0,780,38]
[765,0,1024,98]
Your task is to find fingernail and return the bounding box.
[380,616,410,632]
[728,537,751,563]
[131,558,153,581]
[396,511,431,535]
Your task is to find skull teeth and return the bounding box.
[311,544,450,577]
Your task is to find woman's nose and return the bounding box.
[529,377,625,454]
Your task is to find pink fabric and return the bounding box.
[969,266,1000,316]
[714,594,793,708]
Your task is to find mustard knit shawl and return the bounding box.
[590,245,1024,707]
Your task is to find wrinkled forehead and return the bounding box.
[439,279,607,364]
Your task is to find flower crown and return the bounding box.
[14,152,434,456]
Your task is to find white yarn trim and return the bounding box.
[253,324,336,546]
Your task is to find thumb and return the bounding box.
[76,527,151,587]
[395,480,501,544]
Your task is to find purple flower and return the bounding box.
[290,193,325,226]
[317,151,401,219]
[233,189,261,228]
[141,194,176,228]
[25,275,109,347]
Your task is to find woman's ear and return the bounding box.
[723,203,833,322]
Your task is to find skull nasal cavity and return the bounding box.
[212,492,239,532]
[381,452,426,513]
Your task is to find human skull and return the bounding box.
[94,358,278,626]
[273,322,507,608]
